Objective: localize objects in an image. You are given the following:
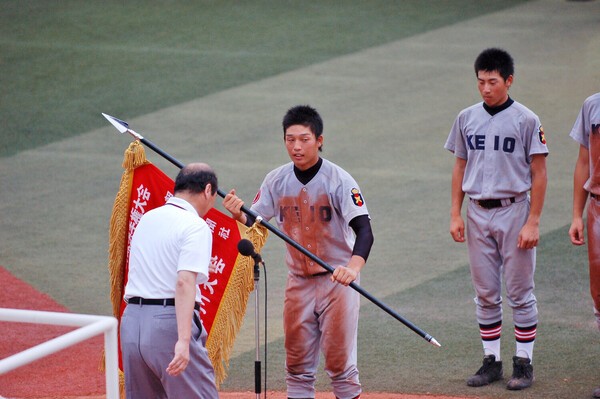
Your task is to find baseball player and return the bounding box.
[445,48,548,391]
[568,92,600,399]
[223,105,374,399]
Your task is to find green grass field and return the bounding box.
[0,0,529,157]
[2,1,600,398]
[220,225,599,398]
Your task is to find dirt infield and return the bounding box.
[0,266,468,399]
[218,393,469,399]
[7,395,468,399]
[0,267,105,399]
[4,394,469,399]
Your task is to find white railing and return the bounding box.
[0,308,119,399]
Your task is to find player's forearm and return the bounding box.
[223,189,249,225]
[527,157,548,226]
[230,207,248,225]
[450,193,465,218]
[527,193,545,227]
[347,255,366,274]
[450,159,466,217]
[572,184,588,221]
[572,148,590,219]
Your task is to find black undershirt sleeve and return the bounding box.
[244,213,256,227]
[349,214,374,261]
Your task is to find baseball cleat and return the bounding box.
[506,356,534,390]
[466,355,503,387]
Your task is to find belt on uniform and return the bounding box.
[128,297,200,311]
[472,197,516,209]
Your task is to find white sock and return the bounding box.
[516,341,534,362]
[483,339,501,361]
[515,324,537,361]
[479,322,502,361]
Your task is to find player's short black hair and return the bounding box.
[174,164,218,195]
[474,48,514,81]
[282,105,324,151]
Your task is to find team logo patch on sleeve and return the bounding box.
[252,190,261,204]
[538,126,547,144]
[351,188,364,207]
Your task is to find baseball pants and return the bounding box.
[587,196,600,329]
[466,197,538,327]
[284,272,361,399]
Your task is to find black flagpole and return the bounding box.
[105,114,440,347]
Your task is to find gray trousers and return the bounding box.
[120,304,219,399]
[284,273,361,399]
[466,197,538,327]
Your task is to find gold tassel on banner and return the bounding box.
[108,140,149,319]
[206,221,268,387]
[103,140,149,398]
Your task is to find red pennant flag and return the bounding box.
[107,141,267,390]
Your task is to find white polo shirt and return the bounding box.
[123,196,212,303]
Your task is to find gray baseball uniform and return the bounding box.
[570,92,600,326]
[251,158,369,399]
[445,99,548,329]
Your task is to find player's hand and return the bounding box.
[450,215,466,243]
[223,189,244,221]
[569,218,585,246]
[166,339,190,377]
[331,265,358,286]
[518,223,539,249]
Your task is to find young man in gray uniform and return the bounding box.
[121,163,220,399]
[223,105,374,399]
[568,92,600,399]
[445,48,548,391]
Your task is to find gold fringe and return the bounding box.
[107,141,150,319]
[104,140,149,398]
[205,221,269,387]
[98,351,126,399]
[119,369,126,398]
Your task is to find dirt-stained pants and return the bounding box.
[587,197,600,329]
[284,272,361,399]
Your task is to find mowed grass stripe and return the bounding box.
[0,0,530,156]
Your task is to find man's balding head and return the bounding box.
[174,163,218,195]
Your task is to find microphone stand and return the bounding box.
[253,257,262,399]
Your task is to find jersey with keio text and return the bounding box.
[444,100,548,199]
[251,159,369,276]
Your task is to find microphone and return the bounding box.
[237,238,263,264]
